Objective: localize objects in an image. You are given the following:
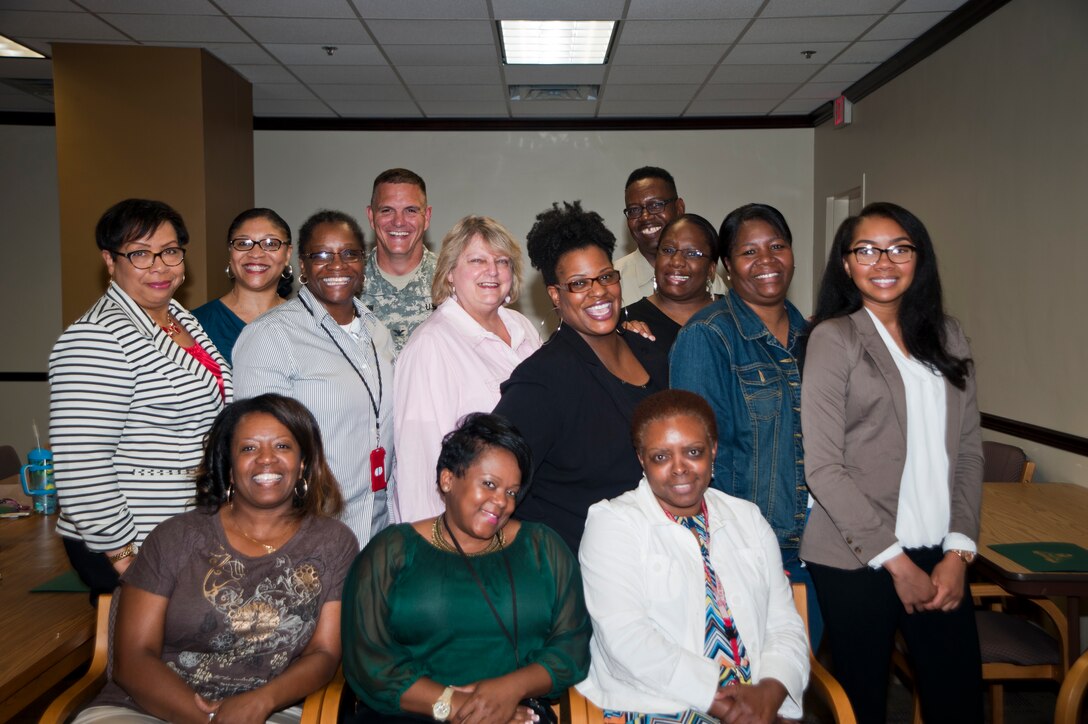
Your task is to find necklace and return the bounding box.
[431,516,503,556]
[160,316,184,337]
[228,503,293,554]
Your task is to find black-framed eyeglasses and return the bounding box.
[553,270,622,293]
[658,245,708,260]
[300,249,365,265]
[112,247,186,269]
[622,198,677,219]
[847,244,917,266]
[230,237,286,252]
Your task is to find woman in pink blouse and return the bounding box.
[392,216,541,522]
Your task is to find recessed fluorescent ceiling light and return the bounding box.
[500,20,615,65]
[0,35,45,59]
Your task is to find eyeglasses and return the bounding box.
[658,245,708,260]
[300,249,365,265]
[230,237,286,252]
[847,244,917,265]
[554,270,621,293]
[622,198,677,219]
[112,247,186,269]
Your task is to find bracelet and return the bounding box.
[108,543,138,564]
[950,549,976,565]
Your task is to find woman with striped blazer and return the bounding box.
[49,199,232,596]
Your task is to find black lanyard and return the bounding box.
[300,294,383,437]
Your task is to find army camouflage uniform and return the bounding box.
[361,247,437,352]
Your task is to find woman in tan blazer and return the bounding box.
[800,202,983,724]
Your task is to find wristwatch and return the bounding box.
[950,549,976,564]
[432,686,454,721]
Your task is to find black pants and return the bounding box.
[807,546,983,724]
[63,536,120,601]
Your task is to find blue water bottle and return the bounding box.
[20,447,57,514]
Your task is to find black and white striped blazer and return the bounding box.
[49,282,233,551]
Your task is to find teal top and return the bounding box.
[192,298,245,367]
[342,521,591,714]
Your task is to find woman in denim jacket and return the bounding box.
[670,203,819,647]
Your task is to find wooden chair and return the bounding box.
[982,441,1035,484]
[792,582,857,724]
[894,582,1069,724]
[1055,646,1088,724]
[40,592,326,724]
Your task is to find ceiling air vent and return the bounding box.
[509,85,599,102]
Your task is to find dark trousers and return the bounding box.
[807,546,983,724]
[63,536,120,601]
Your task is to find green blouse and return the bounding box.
[342,521,591,714]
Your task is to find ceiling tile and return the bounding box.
[504,65,606,84]
[788,81,848,100]
[723,41,847,64]
[233,64,297,83]
[79,0,216,13]
[397,64,501,84]
[235,17,370,44]
[328,99,421,116]
[604,84,699,101]
[509,99,598,117]
[99,13,248,42]
[352,0,490,20]
[606,64,713,84]
[709,63,817,83]
[619,19,746,45]
[383,44,496,66]
[626,0,762,20]
[760,0,898,17]
[685,98,778,115]
[863,12,950,41]
[0,0,79,10]
[0,93,54,111]
[612,44,725,65]
[419,100,508,117]
[409,84,504,101]
[293,65,398,84]
[896,0,968,11]
[697,83,799,100]
[598,99,689,116]
[492,0,625,20]
[162,42,275,64]
[0,58,53,79]
[253,83,317,100]
[770,98,823,114]
[741,15,881,44]
[253,98,334,116]
[216,0,357,18]
[0,10,128,40]
[312,84,413,101]
[810,62,878,83]
[367,19,494,45]
[11,38,55,55]
[835,37,911,63]
[264,44,384,65]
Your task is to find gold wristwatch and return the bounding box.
[108,543,138,564]
[432,686,454,721]
[950,549,976,564]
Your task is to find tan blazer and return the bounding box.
[799,308,983,570]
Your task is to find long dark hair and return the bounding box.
[811,201,971,389]
[195,394,343,517]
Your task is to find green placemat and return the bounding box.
[31,569,91,593]
[989,542,1088,573]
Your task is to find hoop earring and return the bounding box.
[299,272,308,284]
[652,277,658,292]
[225,483,233,503]
[281,264,293,280]
[225,265,236,280]
[295,478,309,499]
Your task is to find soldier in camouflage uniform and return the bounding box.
[362,168,436,351]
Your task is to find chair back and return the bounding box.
[1055,647,1088,724]
[982,441,1035,483]
[791,582,857,724]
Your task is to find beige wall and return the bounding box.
[812,0,1088,484]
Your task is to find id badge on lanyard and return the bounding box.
[370,446,387,491]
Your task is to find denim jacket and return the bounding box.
[669,291,808,550]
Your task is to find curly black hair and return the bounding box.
[525,200,616,286]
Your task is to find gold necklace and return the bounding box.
[229,503,293,554]
[430,517,504,556]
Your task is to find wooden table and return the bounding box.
[977,481,1088,658]
[0,511,95,722]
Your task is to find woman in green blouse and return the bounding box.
[342,413,591,723]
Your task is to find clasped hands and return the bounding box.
[708,679,792,724]
[449,679,541,724]
[885,551,967,614]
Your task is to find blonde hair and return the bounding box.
[431,216,525,306]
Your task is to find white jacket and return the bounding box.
[576,479,809,718]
